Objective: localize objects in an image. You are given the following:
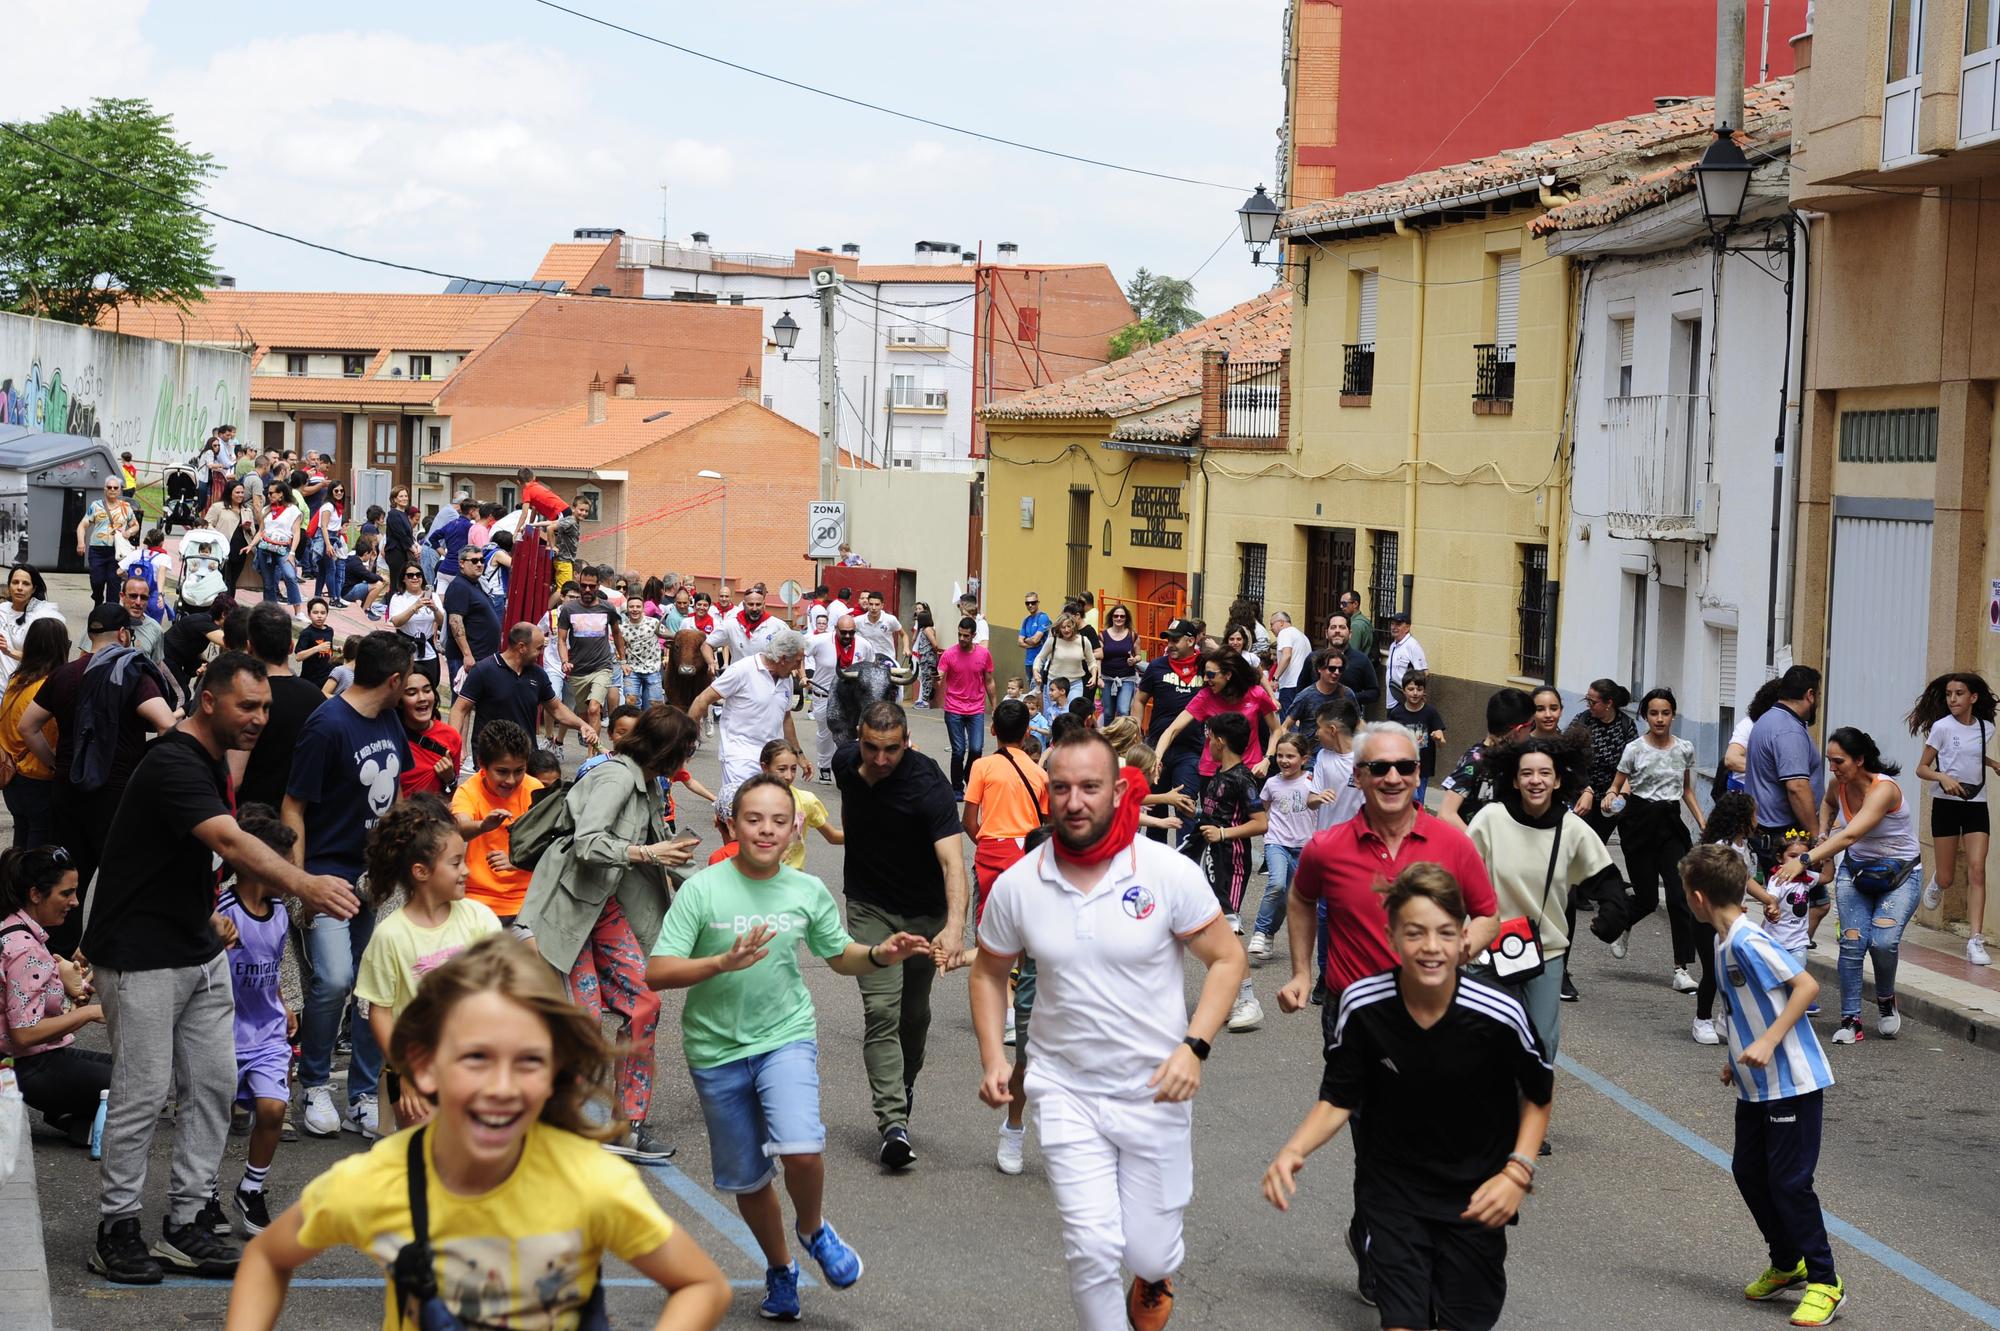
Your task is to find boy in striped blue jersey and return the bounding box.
[1681,844,1844,1327]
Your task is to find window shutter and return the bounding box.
[1616,317,1634,367]
[1357,271,1379,344]
[1495,253,1521,350]
[1717,627,1737,707]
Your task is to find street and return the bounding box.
[25,706,2000,1331]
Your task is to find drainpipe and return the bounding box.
[1393,217,1426,613]
[1774,210,1813,662]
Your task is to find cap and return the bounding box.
[88,602,130,635]
[1162,618,1199,639]
[1386,610,1411,624]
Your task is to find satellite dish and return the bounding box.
[777,579,804,607]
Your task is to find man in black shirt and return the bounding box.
[1262,864,1553,1331]
[448,622,596,761]
[1323,612,1380,711]
[1277,648,1362,762]
[84,654,356,1287]
[236,603,324,810]
[442,545,501,680]
[1137,618,1207,810]
[832,700,968,1170]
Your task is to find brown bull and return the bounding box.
[664,627,713,710]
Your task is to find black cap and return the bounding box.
[1162,618,1199,639]
[1386,610,1411,624]
[88,602,131,635]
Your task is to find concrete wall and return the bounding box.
[0,310,250,470]
[837,465,981,630]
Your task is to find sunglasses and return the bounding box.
[1202,670,1222,681]
[1361,759,1420,778]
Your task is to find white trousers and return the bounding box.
[1030,1073,1194,1330]
[810,689,836,773]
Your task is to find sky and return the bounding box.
[7,0,1289,319]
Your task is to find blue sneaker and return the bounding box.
[759,1261,801,1321]
[798,1220,864,1289]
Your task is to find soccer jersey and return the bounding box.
[1715,913,1834,1103]
[217,887,290,1055]
[1322,969,1553,1218]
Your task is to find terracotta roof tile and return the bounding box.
[1283,80,1791,235]
[982,287,1290,422]
[250,376,445,406]
[108,291,540,365]
[1107,409,1201,443]
[532,240,617,288]
[1529,132,1790,235]
[432,397,752,470]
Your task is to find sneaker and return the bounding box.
[604,1123,676,1162]
[1807,1002,1820,1016]
[816,770,834,787]
[1970,936,1992,967]
[1692,1017,1721,1045]
[1309,977,1327,1007]
[1126,1275,1175,1331]
[196,1192,231,1236]
[1227,992,1264,1032]
[1922,876,1943,911]
[1671,966,1699,994]
[343,1093,381,1139]
[1559,972,1581,1003]
[1246,931,1271,961]
[151,1217,240,1278]
[301,1084,341,1137]
[758,1260,801,1321]
[89,1216,163,1285]
[1877,997,1901,1039]
[878,1126,916,1171]
[1745,1258,1808,1300]
[1344,1223,1377,1308]
[797,1219,864,1289]
[1789,1276,1846,1326]
[1227,913,1242,935]
[1611,931,1630,960]
[1002,1006,1017,1047]
[1831,1016,1864,1045]
[996,1124,1025,1176]
[233,1186,271,1237]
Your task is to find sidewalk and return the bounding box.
[1801,916,2000,1047]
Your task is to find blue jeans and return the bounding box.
[625,669,662,708]
[687,1038,824,1194]
[299,899,382,1101]
[945,709,986,792]
[317,543,347,602]
[1499,953,1566,1060]
[1834,859,1921,1018]
[254,548,301,607]
[1098,676,1136,723]
[1254,842,1303,938]
[1278,684,1300,714]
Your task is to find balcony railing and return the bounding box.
[1222,359,1281,438]
[1342,343,1375,397]
[1473,343,1516,403]
[1603,393,1707,540]
[888,389,948,410]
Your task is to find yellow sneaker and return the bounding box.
[1744,1260,1808,1300]
[1789,1277,1845,1326]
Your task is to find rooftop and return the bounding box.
[1282,79,1792,236]
[532,240,618,289]
[1530,134,1791,236]
[981,287,1291,422]
[431,396,754,470]
[107,290,543,362]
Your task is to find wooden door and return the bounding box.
[1305,526,1355,637]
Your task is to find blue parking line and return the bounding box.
[1558,1053,2000,1329]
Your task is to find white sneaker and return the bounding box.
[1921,876,1943,911]
[1877,1000,1902,1039]
[1611,931,1630,960]
[1227,913,1243,935]
[1246,931,1271,962]
[995,1124,1025,1176]
[301,1085,341,1138]
[343,1093,381,1139]
[1002,1007,1017,1048]
[1227,993,1264,1032]
[1691,1018,1720,1046]
[1969,936,1992,966]
[1671,967,1699,994]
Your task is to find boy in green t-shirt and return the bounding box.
[647,774,930,1322]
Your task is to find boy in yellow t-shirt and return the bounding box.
[449,720,542,921]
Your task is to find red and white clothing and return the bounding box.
[978,838,1218,1329]
[706,609,782,661]
[803,629,857,772]
[710,653,796,789]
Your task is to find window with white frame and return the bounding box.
[1965,0,2000,142]
[1885,0,1927,163]
[890,371,918,408]
[1611,316,1635,397]
[921,365,947,408]
[891,325,919,345]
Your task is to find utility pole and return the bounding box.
[811,267,841,503]
[1715,0,1746,133]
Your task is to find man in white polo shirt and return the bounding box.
[688,629,810,793]
[971,730,1246,1331]
[853,590,904,663]
[704,583,784,665]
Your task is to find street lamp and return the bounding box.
[1237,184,1280,260]
[698,469,727,587]
[770,311,800,360]
[1695,133,1754,234]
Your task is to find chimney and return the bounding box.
[996,242,1018,263]
[816,246,833,253]
[586,374,608,425]
[961,251,977,263]
[612,365,638,398]
[840,242,860,256]
[213,273,238,289]
[691,231,710,246]
[738,369,758,401]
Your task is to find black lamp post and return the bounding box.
[1695,133,1754,234]
[1237,185,1281,264]
[771,311,800,360]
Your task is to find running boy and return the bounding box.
[1262,863,1553,1331]
[449,721,541,924]
[216,805,299,1237]
[1190,712,1265,1031]
[1680,842,1844,1327]
[646,775,933,1321]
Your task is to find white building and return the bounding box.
[1538,144,1803,768]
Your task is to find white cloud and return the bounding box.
[658,138,734,188]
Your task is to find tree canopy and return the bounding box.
[0,98,218,326]
[1109,267,1203,360]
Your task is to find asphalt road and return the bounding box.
[29,704,2000,1330]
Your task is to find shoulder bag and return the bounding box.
[1474,817,1566,983]
[998,749,1054,851]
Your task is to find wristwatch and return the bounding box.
[1181,1035,1211,1061]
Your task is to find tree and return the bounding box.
[0,98,218,326]
[1108,267,1204,361]
[1107,317,1170,361]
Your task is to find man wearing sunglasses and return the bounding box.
[1278,721,1501,1308]
[1018,594,1052,675]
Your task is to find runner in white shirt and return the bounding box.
[1383,612,1429,692]
[1269,611,1312,698]
[802,617,858,782]
[972,730,1246,1331]
[853,591,904,663]
[705,585,784,663]
[688,630,811,794]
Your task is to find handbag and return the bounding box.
[1475,816,1567,983]
[507,774,577,869]
[392,1127,611,1331]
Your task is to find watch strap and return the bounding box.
[1182,1034,1211,1061]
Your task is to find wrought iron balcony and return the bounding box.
[1341,343,1375,398]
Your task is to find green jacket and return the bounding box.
[1349,611,1375,659]
[516,755,676,975]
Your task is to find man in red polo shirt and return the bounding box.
[1277,720,1501,1309]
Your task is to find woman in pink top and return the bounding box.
[937,616,996,797]
[1155,647,1280,778]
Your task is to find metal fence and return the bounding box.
[1342,343,1375,396]
[1473,343,1516,401]
[1604,393,1705,536]
[1222,359,1282,437]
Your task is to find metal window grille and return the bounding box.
[1239,543,1268,604]
[1223,359,1282,437]
[1518,544,1552,678]
[1838,407,1938,462]
[1474,344,1517,401]
[1369,530,1400,621]
[1342,343,1375,396]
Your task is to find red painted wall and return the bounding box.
[1321,0,1808,195]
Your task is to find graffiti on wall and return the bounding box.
[0,357,242,460]
[0,360,100,438]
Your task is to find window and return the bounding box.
[408,354,432,379]
[1612,317,1635,397]
[1885,0,1927,162]
[890,371,918,408]
[1966,0,2000,144]
[1626,571,1649,697]
[574,487,603,521]
[497,484,518,512]
[286,353,307,377]
[891,325,919,345]
[426,425,442,452]
[1066,486,1090,597]
[1475,253,1520,405]
[1494,253,1520,350]
[1239,543,1268,605]
[1369,529,1400,622]
[890,424,915,463]
[1839,407,1939,462]
[262,420,285,452]
[919,426,944,455]
[921,365,947,408]
[1518,544,1552,678]
[762,394,774,408]
[341,354,366,378]
[1344,270,1378,399]
[1356,271,1379,344]
[368,418,400,469]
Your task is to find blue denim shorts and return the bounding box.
[687,1038,825,1193]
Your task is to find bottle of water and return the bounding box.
[88,1089,108,1160]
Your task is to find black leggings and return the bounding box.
[1624,798,1697,966]
[13,1044,113,1124]
[1693,919,1720,1019]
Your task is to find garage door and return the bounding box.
[1824,504,1933,810]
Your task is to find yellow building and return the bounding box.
[980,290,1290,682]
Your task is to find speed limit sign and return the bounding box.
[807,501,846,559]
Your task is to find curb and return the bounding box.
[1801,951,1998,1051]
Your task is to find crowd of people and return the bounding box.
[5,493,1995,1331]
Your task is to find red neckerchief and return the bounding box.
[1051,766,1150,866]
[1167,651,1201,685]
[834,635,857,668]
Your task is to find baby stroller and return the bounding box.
[177,527,229,606]
[159,466,205,533]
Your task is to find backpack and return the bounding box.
[507,771,577,869]
[122,549,169,623]
[69,646,177,793]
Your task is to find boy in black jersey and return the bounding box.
[1263,863,1553,1331]
[1187,712,1266,930]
